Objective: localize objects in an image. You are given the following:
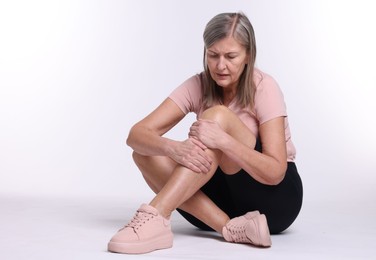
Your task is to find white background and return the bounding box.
[1,0,375,206]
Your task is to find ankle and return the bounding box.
[148,202,172,220]
[221,218,231,236]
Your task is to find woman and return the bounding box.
[108,12,303,254]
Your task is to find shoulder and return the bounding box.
[179,73,203,87]
[253,68,284,99]
[253,68,279,89]
[173,73,203,96]
[253,68,287,123]
[171,73,203,96]
[168,73,204,114]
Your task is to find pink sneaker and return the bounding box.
[222,211,272,247]
[107,204,173,254]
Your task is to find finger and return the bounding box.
[189,150,211,172]
[198,151,213,169]
[188,128,196,138]
[192,120,201,126]
[189,125,198,135]
[190,137,207,150]
[192,159,210,174]
[187,164,201,173]
[184,160,202,173]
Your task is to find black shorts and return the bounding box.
[177,140,303,234]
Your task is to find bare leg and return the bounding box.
[133,105,257,234]
[107,106,269,254]
[134,151,228,234]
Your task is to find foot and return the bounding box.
[107,204,173,254]
[222,211,272,247]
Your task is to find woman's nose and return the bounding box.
[217,57,227,70]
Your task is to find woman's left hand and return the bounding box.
[189,119,226,149]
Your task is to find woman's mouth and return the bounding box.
[216,73,229,78]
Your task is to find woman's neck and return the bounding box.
[222,89,236,106]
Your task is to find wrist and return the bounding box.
[217,133,232,151]
[163,138,178,158]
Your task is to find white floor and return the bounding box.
[1,194,375,260]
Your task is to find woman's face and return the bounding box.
[206,36,248,90]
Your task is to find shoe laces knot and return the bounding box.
[125,209,157,231]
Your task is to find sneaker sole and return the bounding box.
[107,233,173,254]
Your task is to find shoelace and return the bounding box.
[227,224,249,243]
[125,209,156,231]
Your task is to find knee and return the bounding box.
[200,105,239,133]
[132,151,145,166]
[132,151,151,179]
[200,105,232,123]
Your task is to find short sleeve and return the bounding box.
[168,74,202,115]
[254,73,287,124]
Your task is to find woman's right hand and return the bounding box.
[169,138,213,174]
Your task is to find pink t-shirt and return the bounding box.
[168,68,296,161]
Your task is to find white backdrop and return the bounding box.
[1,0,375,204]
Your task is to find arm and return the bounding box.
[190,116,287,185]
[219,117,287,185]
[126,98,183,156]
[126,98,213,173]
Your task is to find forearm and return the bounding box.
[126,125,176,157]
[127,124,213,173]
[219,134,287,185]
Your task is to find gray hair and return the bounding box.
[202,12,257,109]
